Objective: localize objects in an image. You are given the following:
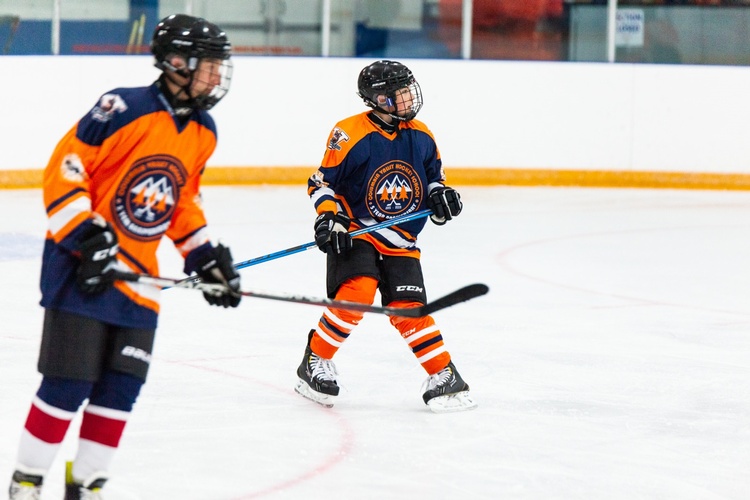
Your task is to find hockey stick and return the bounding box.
[173,209,432,288]
[114,271,488,318]
[234,209,432,271]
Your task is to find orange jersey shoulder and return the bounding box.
[42,84,219,323]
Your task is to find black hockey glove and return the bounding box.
[76,219,119,294]
[186,243,242,308]
[314,211,352,255]
[427,186,463,225]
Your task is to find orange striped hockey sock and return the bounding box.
[310,276,378,359]
[390,301,451,375]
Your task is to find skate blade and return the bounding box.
[295,379,336,408]
[426,391,478,413]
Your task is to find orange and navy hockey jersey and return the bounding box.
[41,82,217,329]
[307,111,446,258]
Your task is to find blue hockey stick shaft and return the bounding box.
[233,208,432,271]
[170,209,432,289]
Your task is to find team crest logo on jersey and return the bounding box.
[328,127,350,151]
[60,153,88,183]
[366,161,423,218]
[91,93,128,122]
[111,155,187,241]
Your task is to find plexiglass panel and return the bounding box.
[1,0,750,65]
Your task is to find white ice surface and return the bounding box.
[1,186,749,499]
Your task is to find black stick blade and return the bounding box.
[418,283,490,316]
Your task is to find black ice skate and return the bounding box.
[422,361,478,413]
[295,330,339,408]
[9,468,43,500]
[64,461,107,500]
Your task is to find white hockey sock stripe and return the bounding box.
[16,429,61,473]
[32,395,77,421]
[83,404,130,421]
[323,309,358,330]
[417,346,447,364]
[403,324,439,345]
[315,327,343,348]
[72,439,116,484]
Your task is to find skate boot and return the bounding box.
[421,361,478,413]
[8,468,43,500]
[295,330,339,407]
[64,461,107,500]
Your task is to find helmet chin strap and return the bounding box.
[159,73,197,115]
[160,55,202,109]
[372,95,397,122]
[371,102,407,123]
[373,93,419,122]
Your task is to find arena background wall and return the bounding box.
[1,56,749,189]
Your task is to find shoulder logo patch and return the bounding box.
[310,169,328,188]
[328,127,350,151]
[91,93,128,122]
[60,153,88,183]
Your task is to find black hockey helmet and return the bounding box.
[357,60,423,121]
[151,14,232,110]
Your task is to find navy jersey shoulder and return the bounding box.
[190,108,217,137]
[75,85,161,146]
[344,120,442,187]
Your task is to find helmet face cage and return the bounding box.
[358,60,423,122]
[151,14,232,110]
[188,57,233,110]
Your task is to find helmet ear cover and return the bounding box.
[159,54,193,78]
[375,94,394,107]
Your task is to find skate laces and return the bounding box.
[9,484,41,500]
[9,471,42,500]
[422,365,453,393]
[79,488,104,500]
[309,353,338,382]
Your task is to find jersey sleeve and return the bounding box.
[43,91,140,252]
[411,119,446,193]
[43,129,98,252]
[166,120,216,257]
[166,166,210,258]
[307,116,367,215]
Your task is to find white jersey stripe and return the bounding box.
[372,227,417,249]
[310,186,337,207]
[115,261,161,303]
[48,196,91,237]
[175,227,211,257]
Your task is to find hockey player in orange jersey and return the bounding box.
[295,60,477,413]
[9,14,242,500]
